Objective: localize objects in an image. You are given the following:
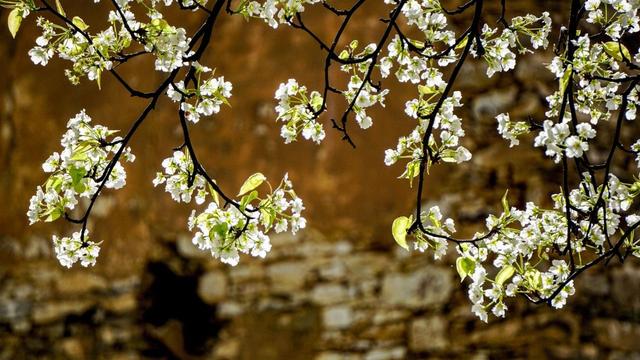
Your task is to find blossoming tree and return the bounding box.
[5,0,640,322]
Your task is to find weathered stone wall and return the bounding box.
[1,1,640,359]
[2,231,640,359]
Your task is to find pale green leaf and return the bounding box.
[240,190,258,210]
[559,65,572,97]
[207,182,220,206]
[439,149,458,163]
[603,41,631,62]
[501,189,510,216]
[495,265,516,286]
[237,172,266,196]
[72,16,89,31]
[55,0,66,16]
[7,8,22,39]
[456,257,475,282]
[44,208,62,222]
[392,216,411,250]
[455,36,469,50]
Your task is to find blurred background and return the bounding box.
[1,1,640,359]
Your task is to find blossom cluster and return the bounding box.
[29,16,120,85]
[188,174,306,265]
[585,0,640,41]
[378,0,458,81]
[27,110,134,267]
[340,41,390,130]
[238,0,321,28]
[53,231,101,268]
[385,88,471,185]
[153,150,208,203]
[167,63,233,123]
[143,17,193,72]
[397,171,640,322]
[26,0,205,84]
[534,119,597,161]
[476,12,552,77]
[495,113,530,147]
[274,79,325,144]
[154,148,306,265]
[413,206,456,260]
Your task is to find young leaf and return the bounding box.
[525,268,542,290]
[559,65,572,98]
[439,149,458,163]
[207,182,220,206]
[603,41,631,62]
[418,84,437,96]
[55,0,66,16]
[495,265,516,285]
[240,190,258,210]
[44,208,62,222]
[8,8,22,39]
[72,16,89,31]
[69,166,87,187]
[455,36,469,50]
[392,216,411,250]
[456,257,476,282]
[238,172,266,196]
[501,189,510,216]
[45,176,63,192]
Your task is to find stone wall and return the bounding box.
[1,1,640,359]
[1,231,640,359]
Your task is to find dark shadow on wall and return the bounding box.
[140,260,226,359]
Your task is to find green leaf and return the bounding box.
[398,161,420,187]
[207,182,220,206]
[74,180,86,194]
[349,40,359,50]
[72,16,89,31]
[69,166,86,187]
[525,268,542,290]
[603,41,631,62]
[309,92,323,111]
[70,142,93,161]
[428,209,441,228]
[55,0,66,16]
[455,36,469,50]
[338,50,349,60]
[44,208,62,222]
[238,172,266,196]
[559,65,572,97]
[45,176,63,192]
[392,216,411,250]
[240,190,258,210]
[501,189,510,216]
[418,84,438,96]
[439,149,458,163]
[456,257,476,282]
[210,222,229,239]
[260,208,274,228]
[408,38,424,49]
[8,8,22,39]
[495,265,516,286]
